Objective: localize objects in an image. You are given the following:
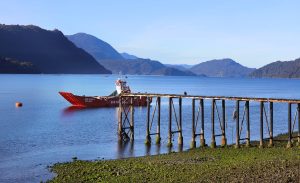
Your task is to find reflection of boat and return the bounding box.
[59,78,150,108]
[63,106,87,113]
[62,106,87,116]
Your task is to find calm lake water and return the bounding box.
[0,74,299,183]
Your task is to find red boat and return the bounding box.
[59,79,149,108]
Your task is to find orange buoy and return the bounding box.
[15,102,23,107]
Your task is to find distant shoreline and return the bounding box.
[1,73,300,79]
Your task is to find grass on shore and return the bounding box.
[49,134,300,183]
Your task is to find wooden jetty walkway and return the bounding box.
[118,93,300,148]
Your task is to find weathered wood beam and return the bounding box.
[145,97,151,145]
[191,98,196,148]
[122,93,300,103]
[156,97,161,144]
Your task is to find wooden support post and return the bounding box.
[298,103,300,146]
[118,97,123,141]
[130,97,134,141]
[287,103,292,148]
[145,97,151,145]
[178,97,183,145]
[235,100,240,148]
[190,98,196,148]
[269,102,274,147]
[211,99,216,148]
[259,101,264,148]
[221,99,227,147]
[245,101,250,147]
[200,99,206,147]
[167,97,173,147]
[155,97,161,144]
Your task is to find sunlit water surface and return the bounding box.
[0,75,299,182]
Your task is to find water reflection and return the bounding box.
[178,144,183,152]
[167,146,173,153]
[145,144,151,156]
[155,143,161,154]
[117,140,135,158]
[117,140,176,158]
[62,106,87,116]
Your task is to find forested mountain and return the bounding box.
[0,24,111,74]
[0,57,40,73]
[250,58,300,78]
[190,58,255,77]
[3,24,299,78]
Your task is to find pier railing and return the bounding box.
[118,93,300,148]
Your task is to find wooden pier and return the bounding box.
[118,93,300,148]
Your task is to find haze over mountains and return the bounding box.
[69,32,297,78]
[67,32,195,76]
[98,59,196,76]
[66,33,123,60]
[0,24,299,78]
[120,52,139,60]
[165,64,194,72]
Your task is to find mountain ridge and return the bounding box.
[67,33,195,76]
[190,58,255,77]
[121,52,139,60]
[250,58,300,78]
[0,24,111,74]
[4,24,298,78]
[67,33,124,60]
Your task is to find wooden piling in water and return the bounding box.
[211,99,216,148]
[287,103,292,148]
[298,103,300,145]
[269,102,274,147]
[130,97,134,141]
[191,99,196,148]
[119,92,300,148]
[235,100,240,148]
[200,99,206,147]
[259,101,264,148]
[118,97,123,141]
[178,97,183,145]
[221,99,227,147]
[245,101,250,147]
[156,97,161,144]
[145,97,151,145]
[167,97,173,147]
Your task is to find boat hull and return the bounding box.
[59,92,149,107]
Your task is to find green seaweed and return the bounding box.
[49,133,300,183]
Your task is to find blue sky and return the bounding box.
[1,0,300,68]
